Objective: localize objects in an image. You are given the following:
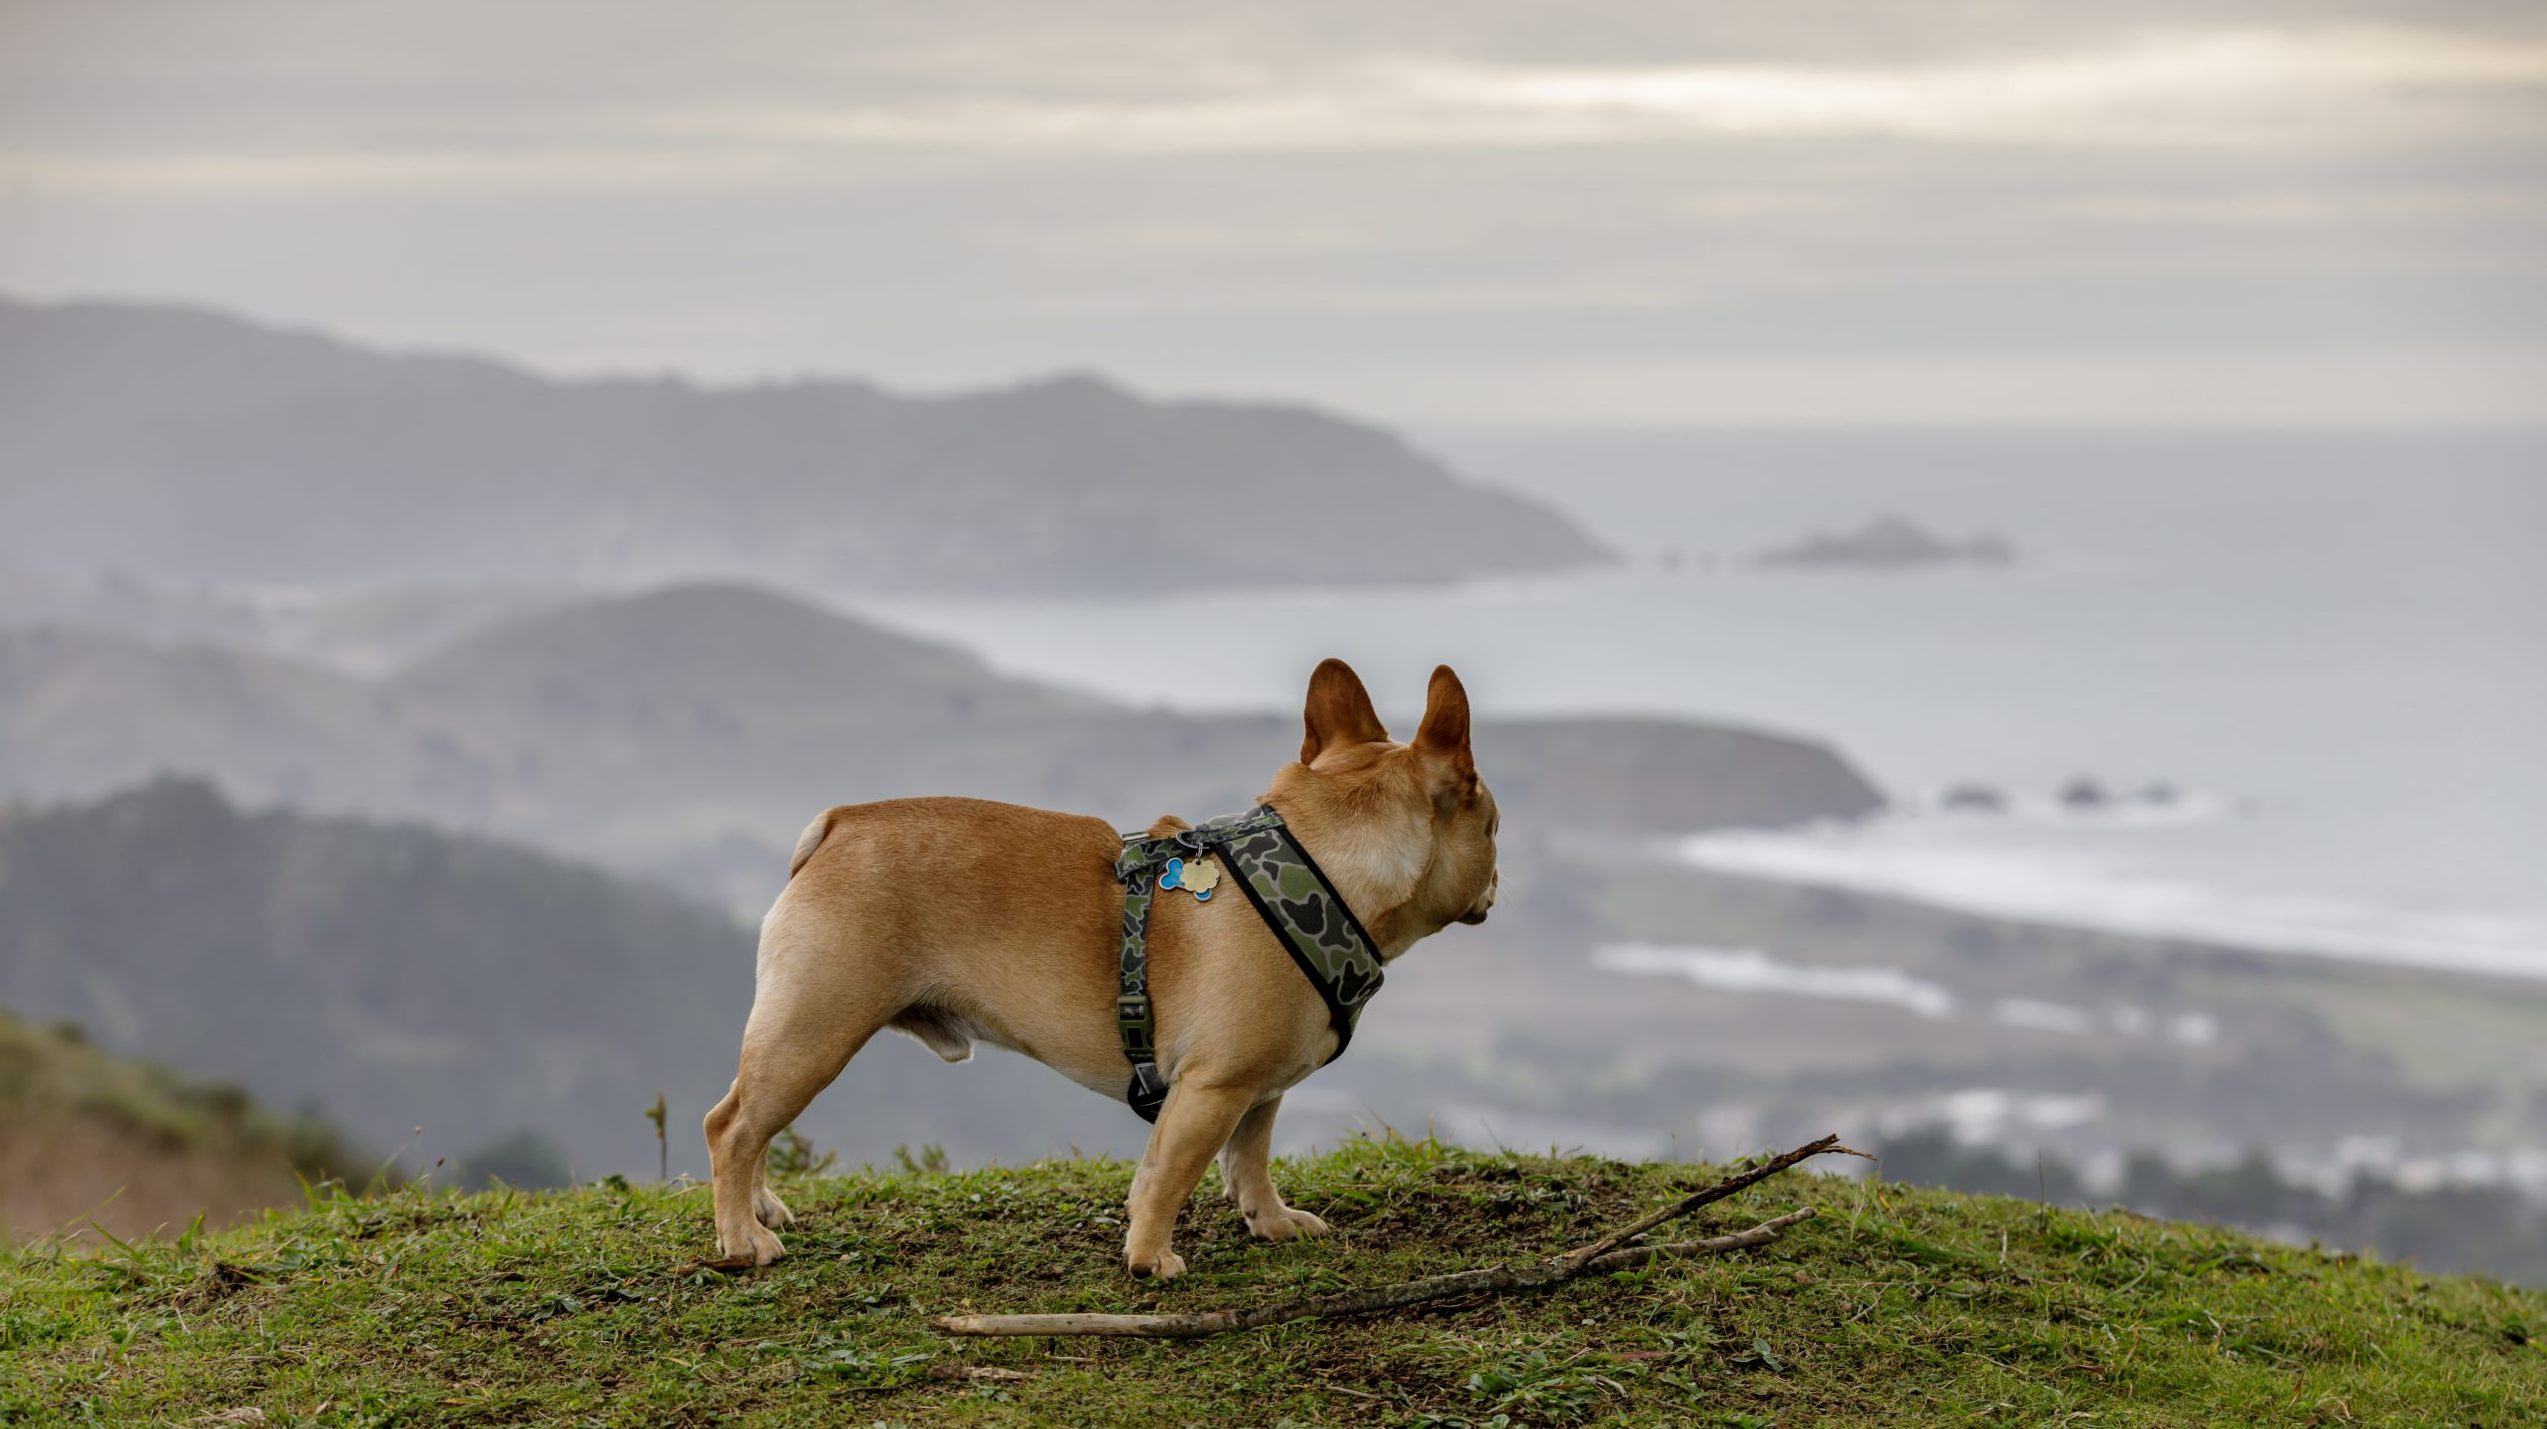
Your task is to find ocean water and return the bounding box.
[842,429,2547,979]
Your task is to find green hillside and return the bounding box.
[0,1006,360,1246]
[2,1140,2537,1426]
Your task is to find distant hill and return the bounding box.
[388,581,1096,728]
[0,582,1884,908]
[0,1003,361,1243]
[0,566,574,675]
[0,778,1151,1177]
[0,295,1610,594]
[0,625,409,809]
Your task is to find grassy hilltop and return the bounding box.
[2,1140,2540,1427]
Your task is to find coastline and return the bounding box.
[1663,817,2547,985]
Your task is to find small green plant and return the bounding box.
[0,1309,69,1353]
[794,1335,934,1387]
[1464,1350,1623,1424]
[767,1125,837,1178]
[525,1291,584,1322]
[645,1091,669,1182]
[891,1142,949,1175]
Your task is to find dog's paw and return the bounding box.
[718,1220,787,1266]
[1245,1206,1332,1243]
[1125,1247,1187,1281]
[753,1187,796,1229]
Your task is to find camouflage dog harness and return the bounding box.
[1111,805,1385,1123]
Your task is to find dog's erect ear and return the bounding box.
[1413,664,1475,779]
[1301,658,1390,763]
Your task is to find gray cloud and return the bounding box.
[2,0,2541,424]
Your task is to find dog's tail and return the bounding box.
[788,806,845,879]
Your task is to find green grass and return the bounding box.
[3,1138,2540,1427]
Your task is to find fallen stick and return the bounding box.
[936,1136,1858,1340]
[1557,1133,1859,1271]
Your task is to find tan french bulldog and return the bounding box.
[704,659,1499,1278]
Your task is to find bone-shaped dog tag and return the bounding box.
[1180,858,1221,898]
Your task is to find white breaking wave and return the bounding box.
[1593,942,1958,1017]
[1593,943,2225,1044]
[1990,997,2097,1035]
[1673,820,2547,983]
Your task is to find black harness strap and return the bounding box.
[1113,860,1170,1120]
[1111,805,1384,1123]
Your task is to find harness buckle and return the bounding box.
[1126,1062,1170,1123]
[1116,993,1151,1024]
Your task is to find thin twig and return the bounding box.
[935,1136,1851,1339]
[1574,1207,1819,1274]
[1557,1134,1865,1272]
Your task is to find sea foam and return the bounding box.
[1671,816,2547,982]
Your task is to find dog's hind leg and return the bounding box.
[1217,1094,1330,1243]
[704,917,895,1265]
[751,1157,795,1231]
[704,1012,879,1264]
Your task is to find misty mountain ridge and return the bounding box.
[0,580,1882,910]
[0,294,1608,595]
[0,565,575,675]
[388,581,1101,725]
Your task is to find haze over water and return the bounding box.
[848,428,2547,979]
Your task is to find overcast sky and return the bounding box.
[4,1,2543,426]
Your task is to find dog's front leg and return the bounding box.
[1217,1094,1330,1242]
[1123,1082,1253,1280]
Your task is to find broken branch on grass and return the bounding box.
[935,1135,1857,1340]
[1557,1133,1868,1272]
[1573,1206,1819,1273]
